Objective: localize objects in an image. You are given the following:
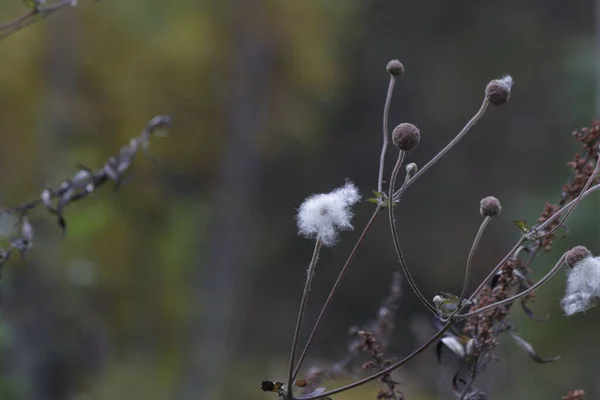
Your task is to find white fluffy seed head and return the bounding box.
[296,181,361,246]
[561,292,594,316]
[500,75,513,89]
[561,256,600,315]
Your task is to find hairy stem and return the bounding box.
[292,204,383,380]
[457,216,491,310]
[377,76,397,194]
[287,238,322,398]
[388,152,437,314]
[393,98,490,201]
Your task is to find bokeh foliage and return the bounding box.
[0,1,597,399]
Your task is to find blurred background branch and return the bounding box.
[0,1,598,399]
[0,0,85,40]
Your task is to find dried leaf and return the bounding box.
[259,380,284,392]
[20,217,34,242]
[508,332,559,363]
[260,380,275,392]
[296,387,331,400]
[441,336,465,358]
[521,300,549,321]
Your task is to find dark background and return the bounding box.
[0,1,598,399]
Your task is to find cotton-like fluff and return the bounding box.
[296,181,361,246]
[561,256,600,315]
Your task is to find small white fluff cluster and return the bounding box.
[561,256,600,315]
[296,181,361,246]
[500,74,514,90]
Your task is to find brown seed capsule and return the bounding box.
[485,75,513,106]
[565,246,592,269]
[479,196,501,217]
[392,123,420,151]
[386,60,404,76]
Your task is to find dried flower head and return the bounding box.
[485,75,513,106]
[296,181,361,246]
[565,246,592,269]
[561,254,600,315]
[386,60,404,76]
[479,196,501,217]
[392,123,420,151]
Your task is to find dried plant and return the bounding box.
[0,115,170,280]
[295,272,404,400]
[0,0,95,40]
[261,60,600,399]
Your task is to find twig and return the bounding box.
[0,115,171,270]
[0,0,82,41]
[287,239,323,399]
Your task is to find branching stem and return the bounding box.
[393,98,490,201]
[388,152,437,314]
[292,204,384,380]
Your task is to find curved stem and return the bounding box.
[456,254,566,320]
[467,180,600,304]
[388,152,437,314]
[393,98,490,201]
[467,237,527,303]
[298,320,453,400]
[457,216,491,309]
[287,239,322,399]
[535,183,600,233]
[292,205,384,380]
[378,76,397,194]
[535,159,600,238]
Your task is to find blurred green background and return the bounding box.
[0,1,598,399]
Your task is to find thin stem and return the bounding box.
[299,320,453,400]
[457,216,491,309]
[467,181,600,304]
[377,76,397,194]
[392,164,414,205]
[535,159,600,238]
[393,98,490,201]
[287,238,323,399]
[456,254,566,320]
[458,367,478,400]
[388,152,437,314]
[466,237,527,303]
[536,183,600,233]
[292,204,384,380]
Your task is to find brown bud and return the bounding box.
[386,60,404,76]
[479,196,501,217]
[565,246,592,269]
[485,75,513,106]
[392,123,420,151]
